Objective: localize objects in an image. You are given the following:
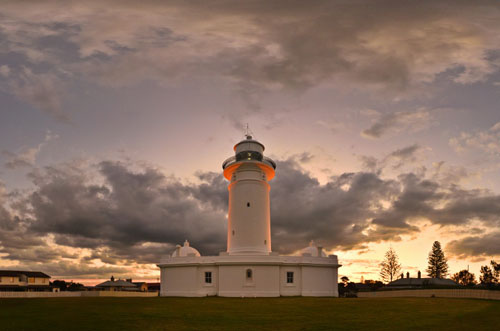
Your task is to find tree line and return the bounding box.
[378,241,500,287]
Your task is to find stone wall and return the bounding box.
[358,289,500,300]
[0,291,158,298]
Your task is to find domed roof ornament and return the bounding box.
[171,240,201,257]
[299,240,327,257]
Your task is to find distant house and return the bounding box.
[95,276,138,291]
[132,282,148,292]
[146,282,160,292]
[0,270,51,291]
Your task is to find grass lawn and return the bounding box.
[1,297,499,330]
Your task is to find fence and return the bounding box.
[0,291,158,298]
[357,289,500,300]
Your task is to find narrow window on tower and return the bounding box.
[246,269,253,280]
[247,202,250,207]
[232,230,235,236]
[205,271,212,284]
[287,272,294,284]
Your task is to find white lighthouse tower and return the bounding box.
[222,134,276,255]
[158,132,341,297]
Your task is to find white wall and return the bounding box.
[161,266,199,297]
[301,266,338,297]
[158,255,340,297]
[279,266,302,296]
[197,266,218,296]
[219,265,280,297]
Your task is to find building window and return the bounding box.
[287,272,294,284]
[247,202,250,207]
[246,269,253,280]
[10,277,14,283]
[232,230,235,236]
[29,277,35,283]
[205,272,212,284]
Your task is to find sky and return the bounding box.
[0,0,499,285]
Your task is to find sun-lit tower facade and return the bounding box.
[222,135,276,255]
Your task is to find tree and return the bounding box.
[426,241,448,278]
[50,280,68,291]
[491,260,500,279]
[480,266,496,286]
[451,270,476,286]
[67,282,85,291]
[480,261,499,287]
[364,279,384,291]
[379,248,402,283]
[338,276,357,297]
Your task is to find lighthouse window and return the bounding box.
[235,151,263,162]
[287,272,294,284]
[247,202,250,207]
[205,272,212,284]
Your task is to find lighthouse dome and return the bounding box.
[298,240,327,257]
[171,240,201,257]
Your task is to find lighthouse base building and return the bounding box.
[157,135,340,297]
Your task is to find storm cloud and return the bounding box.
[0,0,499,118]
[1,152,500,277]
[446,232,500,260]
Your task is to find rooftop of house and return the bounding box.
[0,270,50,278]
[95,279,137,288]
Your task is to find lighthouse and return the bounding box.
[222,134,276,255]
[158,132,341,297]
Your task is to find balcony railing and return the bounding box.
[222,155,276,169]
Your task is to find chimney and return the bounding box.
[400,273,404,279]
[111,275,115,282]
[418,271,421,279]
[126,278,132,283]
[317,246,323,257]
[406,272,409,279]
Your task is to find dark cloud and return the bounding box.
[1,0,499,118]
[2,153,500,276]
[3,150,34,169]
[18,260,129,279]
[27,161,227,255]
[2,131,58,169]
[359,144,425,173]
[361,110,432,139]
[446,232,500,260]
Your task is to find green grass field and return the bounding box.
[1,297,499,330]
